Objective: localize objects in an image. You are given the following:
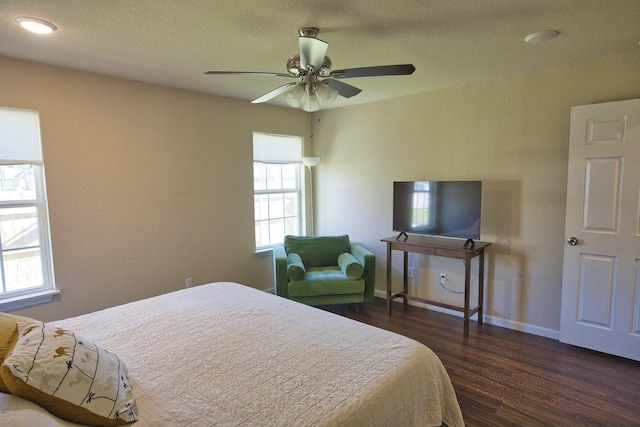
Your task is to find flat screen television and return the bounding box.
[393,181,482,241]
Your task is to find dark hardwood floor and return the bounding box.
[325,298,640,427]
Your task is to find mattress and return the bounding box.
[2,282,464,426]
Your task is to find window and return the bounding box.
[253,133,303,250]
[0,107,56,308]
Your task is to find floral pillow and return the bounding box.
[1,321,137,426]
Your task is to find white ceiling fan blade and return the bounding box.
[299,37,328,72]
[251,82,297,104]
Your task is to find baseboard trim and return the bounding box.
[373,290,560,340]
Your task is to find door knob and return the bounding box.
[567,236,579,246]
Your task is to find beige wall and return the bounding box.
[2,51,639,335]
[0,56,308,321]
[312,50,640,335]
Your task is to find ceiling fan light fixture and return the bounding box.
[15,17,57,34]
[317,82,338,105]
[303,93,319,112]
[284,84,305,108]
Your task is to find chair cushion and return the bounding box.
[338,253,364,280]
[287,268,365,297]
[284,235,351,267]
[286,253,306,281]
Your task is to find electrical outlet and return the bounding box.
[185,278,193,288]
[408,267,413,278]
[439,273,446,285]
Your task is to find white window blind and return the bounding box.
[253,133,302,163]
[0,108,43,163]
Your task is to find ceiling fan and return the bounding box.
[204,27,416,112]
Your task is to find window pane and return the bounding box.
[254,194,269,221]
[255,220,270,248]
[266,164,282,190]
[282,164,298,190]
[3,248,43,292]
[0,165,37,202]
[284,193,298,217]
[0,207,40,250]
[253,163,266,191]
[269,219,284,245]
[268,193,284,218]
[284,217,299,236]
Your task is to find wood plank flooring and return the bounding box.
[325,298,640,427]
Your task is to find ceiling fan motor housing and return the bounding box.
[287,55,332,76]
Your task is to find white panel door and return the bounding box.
[560,98,640,361]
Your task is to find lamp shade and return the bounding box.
[284,84,305,108]
[302,157,320,167]
[303,93,320,112]
[317,83,338,105]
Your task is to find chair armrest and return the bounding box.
[350,243,376,302]
[273,244,289,298]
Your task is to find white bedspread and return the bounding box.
[28,282,463,426]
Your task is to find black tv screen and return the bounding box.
[393,181,482,239]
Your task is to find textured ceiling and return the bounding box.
[1,0,639,110]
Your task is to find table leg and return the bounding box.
[464,255,471,337]
[478,250,485,325]
[403,252,409,307]
[386,243,392,315]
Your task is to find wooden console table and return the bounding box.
[381,235,491,336]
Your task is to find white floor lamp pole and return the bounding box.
[302,157,320,235]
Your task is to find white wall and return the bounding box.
[0,56,308,321]
[312,50,640,336]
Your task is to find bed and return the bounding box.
[0,282,464,426]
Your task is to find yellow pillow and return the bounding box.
[1,321,138,426]
[0,312,35,393]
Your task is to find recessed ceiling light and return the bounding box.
[15,17,57,34]
[524,30,559,44]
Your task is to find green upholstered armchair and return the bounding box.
[273,235,376,308]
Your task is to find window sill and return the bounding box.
[255,248,273,258]
[0,290,60,311]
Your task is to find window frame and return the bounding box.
[252,133,305,252]
[0,107,57,310]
